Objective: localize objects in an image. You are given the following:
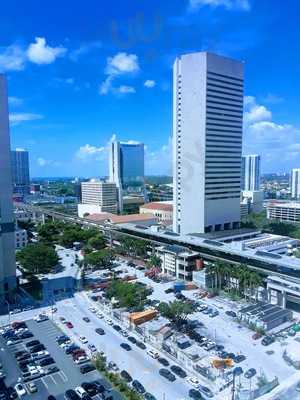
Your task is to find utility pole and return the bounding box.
[231,370,236,400]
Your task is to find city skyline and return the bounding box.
[1,0,300,177]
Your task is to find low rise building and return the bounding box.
[267,200,300,224]
[140,201,173,223]
[86,212,158,226]
[157,244,200,281]
[78,180,118,216]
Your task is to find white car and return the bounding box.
[187,376,201,388]
[79,335,88,344]
[121,330,129,337]
[97,312,104,319]
[32,350,49,359]
[89,307,97,313]
[75,356,89,364]
[147,349,159,359]
[15,383,26,397]
[75,386,87,398]
[28,382,37,393]
[106,319,113,325]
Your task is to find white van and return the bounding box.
[147,349,159,359]
[75,386,87,398]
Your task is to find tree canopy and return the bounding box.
[84,249,115,270]
[106,280,148,308]
[16,243,59,275]
[158,300,194,325]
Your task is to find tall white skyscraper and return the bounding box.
[291,168,300,199]
[109,140,145,212]
[0,75,16,301]
[173,52,244,234]
[241,154,261,191]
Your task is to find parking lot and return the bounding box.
[0,317,119,399]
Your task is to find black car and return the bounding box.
[128,336,137,344]
[227,353,235,360]
[164,288,174,294]
[80,363,96,374]
[121,370,132,382]
[234,354,246,363]
[95,328,105,335]
[113,324,122,332]
[16,353,30,362]
[92,381,106,393]
[262,336,275,346]
[39,357,55,366]
[66,345,80,355]
[120,343,131,351]
[30,344,45,353]
[19,332,33,339]
[65,389,80,400]
[132,380,146,394]
[15,350,27,358]
[135,341,146,350]
[157,357,169,367]
[48,396,57,400]
[159,368,176,382]
[145,393,157,400]
[81,382,98,397]
[189,389,203,400]
[170,365,187,378]
[26,340,40,348]
[226,310,237,318]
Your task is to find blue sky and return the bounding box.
[1,0,300,177]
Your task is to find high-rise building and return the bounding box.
[11,148,30,195]
[241,155,260,191]
[173,52,244,234]
[80,180,118,214]
[291,168,300,199]
[0,75,16,301]
[109,140,145,212]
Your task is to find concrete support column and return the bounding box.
[282,291,287,309]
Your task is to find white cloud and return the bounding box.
[106,52,139,75]
[0,44,26,72]
[100,52,139,96]
[75,144,105,161]
[27,37,67,65]
[144,80,156,88]
[116,85,136,94]
[189,0,250,11]
[8,96,23,106]
[37,157,60,167]
[37,157,47,167]
[9,112,43,125]
[243,96,300,172]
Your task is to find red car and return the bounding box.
[66,322,74,329]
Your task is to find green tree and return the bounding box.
[106,280,148,308]
[158,300,194,325]
[16,243,59,275]
[88,234,106,250]
[37,221,62,246]
[17,219,35,242]
[84,249,115,270]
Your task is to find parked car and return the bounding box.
[65,389,80,400]
[225,310,237,318]
[128,336,137,344]
[28,383,37,393]
[82,317,90,323]
[81,382,98,397]
[14,384,26,397]
[189,389,203,399]
[147,349,159,359]
[30,344,45,353]
[244,368,257,379]
[234,354,246,363]
[159,368,176,382]
[144,393,157,400]
[66,322,74,329]
[157,357,169,367]
[198,385,213,398]
[121,370,132,382]
[113,324,122,332]
[25,340,40,348]
[262,336,275,346]
[95,328,105,335]
[79,335,88,344]
[39,357,55,367]
[120,343,131,351]
[132,380,146,394]
[136,341,146,350]
[171,365,187,378]
[80,364,95,374]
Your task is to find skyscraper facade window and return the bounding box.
[241,154,261,191]
[173,52,244,234]
[109,140,145,212]
[11,148,30,195]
